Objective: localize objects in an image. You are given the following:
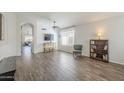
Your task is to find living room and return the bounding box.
[1,0,124,93]
[0,12,124,81]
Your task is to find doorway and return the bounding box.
[21,23,34,55]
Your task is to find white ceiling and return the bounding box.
[18,12,124,28]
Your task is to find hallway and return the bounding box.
[22,46,32,56]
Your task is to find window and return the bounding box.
[60,30,74,46]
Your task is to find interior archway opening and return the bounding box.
[21,23,34,56]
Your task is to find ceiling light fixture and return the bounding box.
[52,21,60,31]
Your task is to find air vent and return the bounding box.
[41,28,47,30]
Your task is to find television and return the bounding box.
[44,34,54,41]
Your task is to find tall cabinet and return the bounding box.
[90,40,109,62]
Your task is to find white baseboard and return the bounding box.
[79,53,124,65]
[110,60,124,65]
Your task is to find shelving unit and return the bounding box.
[90,40,109,62]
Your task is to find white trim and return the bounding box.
[110,60,124,65]
[83,53,124,65]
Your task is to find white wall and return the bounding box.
[74,16,124,65]
[36,19,58,53]
[16,15,58,55]
[16,15,37,55]
[0,13,17,59]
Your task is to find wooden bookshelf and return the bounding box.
[90,40,109,62]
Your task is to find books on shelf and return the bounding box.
[90,40,109,62]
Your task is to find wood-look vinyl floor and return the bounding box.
[15,46,124,81]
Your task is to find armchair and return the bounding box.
[73,45,83,58]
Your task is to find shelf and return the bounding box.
[90,57,108,62]
[90,52,108,54]
[90,40,109,62]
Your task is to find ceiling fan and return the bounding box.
[52,21,60,30]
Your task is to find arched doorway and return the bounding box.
[21,23,34,55]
